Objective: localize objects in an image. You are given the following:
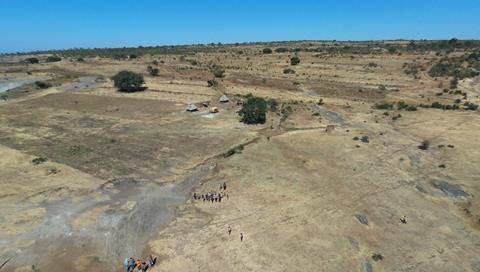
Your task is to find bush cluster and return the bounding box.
[147,65,159,76]
[25,57,39,64]
[46,56,61,62]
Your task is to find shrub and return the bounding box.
[450,77,458,89]
[46,56,61,62]
[275,47,289,53]
[283,68,295,74]
[431,102,444,109]
[387,47,397,54]
[368,62,378,68]
[211,65,225,78]
[373,102,394,110]
[418,140,430,150]
[207,79,217,87]
[466,102,479,111]
[25,57,39,64]
[111,71,145,92]
[224,144,244,158]
[147,65,159,76]
[239,96,267,124]
[152,60,159,65]
[35,81,52,89]
[468,52,480,62]
[262,48,273,54]
[267,99,278,111]
[129,54,137,59]
[32,156,47,165]
[406,105,417,111]
[290,56,300,65]
[394,101,417,111]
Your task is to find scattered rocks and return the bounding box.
[407,152,420,168]
[431,179,469,198]
[346,236,359,251]
[415,185,427,193]
[354,214,369,225]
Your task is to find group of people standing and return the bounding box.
[193,182,228,203]
[124,255,157,272]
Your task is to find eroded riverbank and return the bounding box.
[2,163,215,272]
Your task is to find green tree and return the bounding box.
[239,97,267,124]
[111,71,145,92]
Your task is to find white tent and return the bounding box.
[219,95,229,103]
[186,103,198,112]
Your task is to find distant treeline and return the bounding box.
[2,39,480,59]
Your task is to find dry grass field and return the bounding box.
[0,41,479,272]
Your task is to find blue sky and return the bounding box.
[1,0,479,53]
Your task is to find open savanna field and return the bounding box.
[1,41,480,272]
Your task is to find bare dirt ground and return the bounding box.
[0,42,479,272]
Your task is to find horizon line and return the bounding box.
[3,38,479,55]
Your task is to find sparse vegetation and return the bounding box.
[46,56,61,62]
[111,71,145,92]
[374,102,394,110]
[32,156,48,165]
[147,65,159,76]
[267,99,278,111]
[210,64,225,78]
[224,144,244,157]
[207,79,218,87]
[429,59,479,79]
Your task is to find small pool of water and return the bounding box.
[0,77,47,93]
